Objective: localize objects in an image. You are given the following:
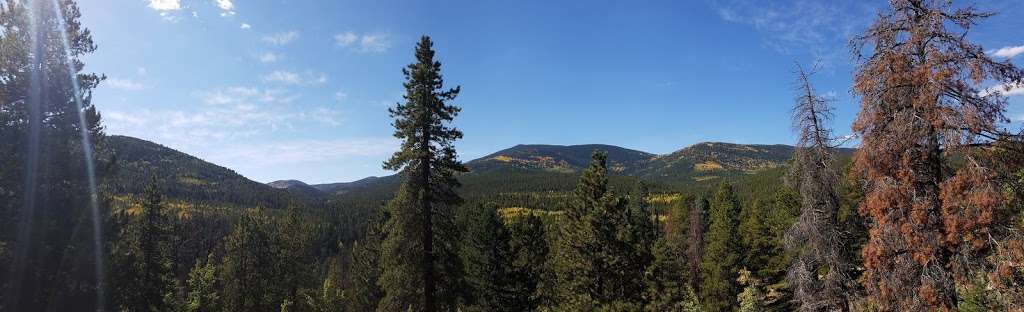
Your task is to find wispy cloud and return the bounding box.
[990,45,1024,59]
[105,77,146,91]
[260,70,327,85]
[335,31,391,53]
[262,31,299,46]
[711,0,876,66]
[240,23,251,30]
[101,86,342,147]
[257,52,281,63]
[105,111,147,126]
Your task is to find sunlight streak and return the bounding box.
[48,0,106,309]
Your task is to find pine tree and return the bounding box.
[378,35,467,312]
[1,0,111,308]
[552,151,650,310]
[221,208,288,312]
[738,199,771,276]
[700,182,742,311]
[459,204,515,311]
[851,1,1023,309]
[507,213,548,311]
[111,178,177,312]
[185,254,221,312]
[345,211,385,311]
[643,237,690,312]
[305,257,345,312]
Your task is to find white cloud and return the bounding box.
[334,90,349,102]
[105,77,145,91]
[215,0,236,16]
[260,70,327,85]
[105,111,147,126]
[148,0,181,11]
[261,31,299,45]
[359,34,391,53]
[215,0,234,11]
[980,82,1024,97]
[109,86,340,145]
[257,52,281,63]
[136,67,148,76]
[240,23,252,30]
[334,32,358,46]
[990,45,1024,59]
[334,31,391,53]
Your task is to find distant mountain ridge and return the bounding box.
[270,141,853,196]
[107,135,298,208]
[106,134,848,203]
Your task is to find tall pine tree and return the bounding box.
[1,0,111,309]
[552,151,652,310]
[111,178,176,311]
[700,182,742,311]
[459,204,516,312]
[379,35,467,312]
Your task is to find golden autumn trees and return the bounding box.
[850,0,1023,310]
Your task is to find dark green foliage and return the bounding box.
[739,198,792,281]
[506,213,548,311]
[551,151,655,310]
[378,35,467,312]
[110,179,177,311]
[700,182,743,311]
[219,208,315,312]
[643,237,691,312]
[459,204,516,311]
[0,0,114,309]
[344,211,385,311]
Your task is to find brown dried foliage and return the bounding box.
[850,0,1023,310]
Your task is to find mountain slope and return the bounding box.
[268,179,327,200]
[466,144,654,174]
[107,135,296,208]
[637,142,796,181]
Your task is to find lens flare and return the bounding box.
[48,0,106,309]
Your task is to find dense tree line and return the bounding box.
[3,0,1024,311]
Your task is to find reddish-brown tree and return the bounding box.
[850,0,1022,310]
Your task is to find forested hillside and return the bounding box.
[2,1,1023,312]
[107,135,300,209]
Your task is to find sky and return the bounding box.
[77,0,1024,184]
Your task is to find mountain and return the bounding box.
[466,144,654,175]
[311,176,399,196]
[316,141,848,202]
[636,142,798,182]
[106,135,297,208]
[267,179,327,200]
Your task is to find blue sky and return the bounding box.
[79,0,1024,184]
